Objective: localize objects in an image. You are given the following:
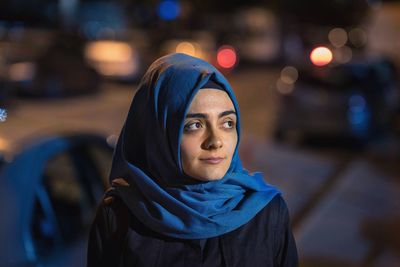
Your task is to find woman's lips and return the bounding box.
[200,157,225,164]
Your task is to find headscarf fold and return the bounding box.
[109,53,280,239]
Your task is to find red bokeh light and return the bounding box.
[217,46,237,69]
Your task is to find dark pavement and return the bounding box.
[1,66,399,266]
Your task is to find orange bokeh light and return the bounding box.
[310,46,333,66]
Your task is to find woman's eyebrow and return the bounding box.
[219,110,236,118]
[185,110,236,119]
[186,113,207,119]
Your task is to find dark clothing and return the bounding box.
[87,195,298,267]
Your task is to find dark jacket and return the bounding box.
[87,194,298,267]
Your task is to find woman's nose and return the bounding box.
[203,129,223,150]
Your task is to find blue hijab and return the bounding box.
[109,53,280,239]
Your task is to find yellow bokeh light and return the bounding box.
[85,41,132,63]
[176,42,196,56]
[310,46,333,67]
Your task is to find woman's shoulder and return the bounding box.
[263,194,290,217]
[219,194,296,265]
[246,194,291,231]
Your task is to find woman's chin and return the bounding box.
[190,169,227,182]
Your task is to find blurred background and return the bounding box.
[0,0,400,266]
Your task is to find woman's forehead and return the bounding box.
[187,89,235,113]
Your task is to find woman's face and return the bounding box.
[180,89,238,181]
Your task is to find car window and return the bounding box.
[69,144,112,204]
[30,142,112,258]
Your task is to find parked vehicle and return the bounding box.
[274,58,399,146]
[0,133,113,267]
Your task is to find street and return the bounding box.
[1,66,399,266]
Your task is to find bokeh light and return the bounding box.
[328,28,348,48]
[333,46,353,64]
[162,40,208,60]
[8,62,36,82]
[176,42,196,56]
[276,78,294,95]
[348,94,370,134]
[0,109,7,122]
[280,66,299,84]
[157,0,181,21]
[217,46,238,69]
[310,46,333,66]
[85,41,138,76]
[349,28,368,48]
[0,137,9,153]
[85,41,132,62]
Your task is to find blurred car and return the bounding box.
[0,81,134,266]
[17,32,101,98]
[0,28,49,99]
[0,133,113,267]
[274,58,399,146]
[0,26,102,98]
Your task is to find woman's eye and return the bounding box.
[184,122,202,131]
[223,121,235,129]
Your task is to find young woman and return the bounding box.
[87,53,298,267]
